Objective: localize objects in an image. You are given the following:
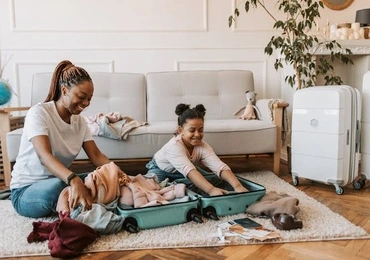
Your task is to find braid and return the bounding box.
[175,103,206,126]
[44,60,92,102]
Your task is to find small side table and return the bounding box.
[0,107,29,186]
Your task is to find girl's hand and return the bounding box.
[208,186,228,196]
[69,177,93,211]
[234,184,249,193]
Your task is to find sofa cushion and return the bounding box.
[32,72,147,122]
[146,70,255,122]
[7,119,276,161]
[6,127,173,161]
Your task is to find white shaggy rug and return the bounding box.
[0,171,369,258]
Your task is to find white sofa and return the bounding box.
[0,70,288,186]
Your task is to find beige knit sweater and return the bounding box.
[56,162,129,214]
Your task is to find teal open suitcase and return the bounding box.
[175,175,266,219]
[116,175,265,230]
[116,189,202,230]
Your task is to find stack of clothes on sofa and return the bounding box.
[84,112,148,140]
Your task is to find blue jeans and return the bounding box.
[11,173,88,218]
[145,158,211,182]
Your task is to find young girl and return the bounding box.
[146,103,248,196]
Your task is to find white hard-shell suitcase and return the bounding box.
[291,85,364,194]
[361,72,370,181]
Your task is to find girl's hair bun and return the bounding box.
[194,104,206,117]
[175,103,190,116]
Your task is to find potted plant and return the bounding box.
[228,0,353,90]
[229,1,355,171]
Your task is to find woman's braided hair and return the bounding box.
[44,60,92,102]
[175,103,206,127]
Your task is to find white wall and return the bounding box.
[0,0,369,108]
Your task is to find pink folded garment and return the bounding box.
[119,174,186,208]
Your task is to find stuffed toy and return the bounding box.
[234,91,259,120]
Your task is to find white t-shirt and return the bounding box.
[154,135,231,178]
[10,101,93,189]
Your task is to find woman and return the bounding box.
[10,60,111,218]
[146,103,248,196]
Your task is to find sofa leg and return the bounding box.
[273,105,284,176]
[273,152,281,175]
[272,101,289,176]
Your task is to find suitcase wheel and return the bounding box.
[335,186,344,195]
[187,208,203,223]
[123,217,139,233]
[203,206,219,221]
[292,176,299,186]
[353,181,362,190]
[353,174,367,190]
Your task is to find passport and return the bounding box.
[232,217,262,229]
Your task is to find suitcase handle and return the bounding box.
[356,119,361,152]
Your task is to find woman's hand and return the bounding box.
[69,177,93,211]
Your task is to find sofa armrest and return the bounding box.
[0,107,29,186]
[255,99,288,122]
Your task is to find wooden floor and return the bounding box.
[1,155,370,260]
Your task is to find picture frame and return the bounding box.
[322,0,354,10]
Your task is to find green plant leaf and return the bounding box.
[245,2,249,12]
[228,16,233,27]
[228,0,353,89]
